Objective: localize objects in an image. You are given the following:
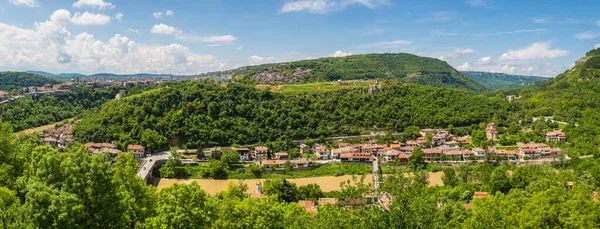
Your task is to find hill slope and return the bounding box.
[209,53,486,92]
[0,72,61,91]
[462,71,549,90]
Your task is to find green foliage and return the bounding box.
[221,148,240,169]
[409,147,426,170]
[233,53,486,91]
[0,72,60,91]
[141,129,168,152]
[442,168,459,187]
[284,160,293,174]
[262,179,298,203]
[74,81,508,148]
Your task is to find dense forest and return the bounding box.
[0,72,61,92]
[208,53,487,92]
[461,71,549,90]
[3,122,600,228]
[0,85,151,132]
[73,80,514,151]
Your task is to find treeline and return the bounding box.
[73,80,514,151]
[0,85,152,132]
[0,72,61,92]
[3,122,600,228]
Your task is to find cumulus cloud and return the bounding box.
[128,28,139,33]
[166,10,175,16]
[597,20,600,26]
[115,12,124,22]
[0,12,225,74]
[50,9,111,26]
[595,44,600,49]
[248,55,275,65]
[456,62,470,71]
[72,0,115,10]
[150,24,180,35]
[575,31,599,40]
[9,0,38,7]
[356,40,412,49]
[499,42,568,61]
[153,12,163,19]
[454,48,475,54]
[477,56,492,64]
[331,50,352,57]
[280,0,389,14]
[236,46,244,51]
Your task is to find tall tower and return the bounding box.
[486,123,498,141]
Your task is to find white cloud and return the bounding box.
[474,29,545,36]
[280,0,389,14]
[439,48,476,60]
[499,42,569,60]
[477,56,492,64]
[9,0,38,7]
[248,55,275,65]
[330,50,352,57]
[72,0,115,10]
[71,12,111,25]
[154,10,175,19]
[529,16,550,23]
[289,51,300,55]
[201,35,237,43]
[0,17,225,74]
[236,46,244,51]
[115,12,124,22]
[454,48,475,54]
[594,44,600,49]
[150,24,180,35]
[456,62,470,71]
[207,44,221,47]
[128,28,139,33]
[356,40,412,49]
[50,9,111,26]
[575,31,599,40]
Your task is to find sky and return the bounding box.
[0,0,599,76]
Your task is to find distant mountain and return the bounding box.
[0,72,61,91]
[461,71,550,90]
[205,53,487,92]
[25,71,174,80]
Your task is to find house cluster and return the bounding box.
[40,124,75,148]
[26,83,73,96]
[83,142,146,158]
[202,146,315,169]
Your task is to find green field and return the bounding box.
[277,80,374,94]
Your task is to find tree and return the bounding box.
[284,160,293,174]
[218,181,249,200]
[402,126,421,141]
[488,168,511,194]
[221,148,240,169]
[425,132,433,147]
[262,179,298,203]
[250,163,263,178]
[471,130,487,148]
[205,160,228,179]
[141,129,168,152]
[145,182,212,229]
[297,184,324,203]
[408,147,425,170]
[159,156,181,178]
[456,164,473,183]
[442,168,459,187]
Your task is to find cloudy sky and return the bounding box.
[1,0,599,76]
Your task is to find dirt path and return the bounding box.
[16,118,75,135]
[157,172,444,195]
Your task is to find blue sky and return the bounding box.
[0,0,599,76]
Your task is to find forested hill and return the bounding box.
[462,71,549,90]
[207,53,487,92]
[0,72,61,91]
[73,80,511,150]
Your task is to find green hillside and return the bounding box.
[0,72,61,91]
[462,71,549,90]
[73,80,508,150]
[214,53,486,92]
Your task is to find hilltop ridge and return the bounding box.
[205,53,487,92]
